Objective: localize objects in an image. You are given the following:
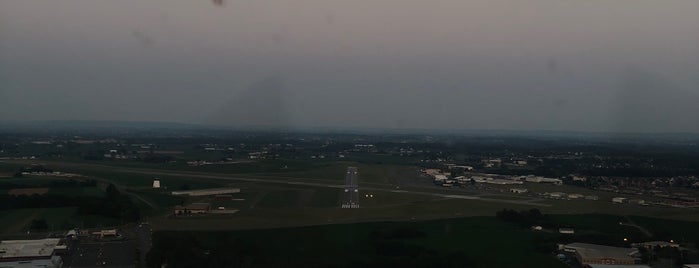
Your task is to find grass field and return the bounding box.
[134,190,186,207]
[4,159,699,233]
[0,177,67,187]
[8,187,49,195]
[48,186,103,197]
[630,216,699,244]
[256,190,302,208]
[307,189,341,207]
[273,161,417,184]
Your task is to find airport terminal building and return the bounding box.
[563,243,640,266]
[0,239,64,268]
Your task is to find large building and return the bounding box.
[587,265,650,268]
[171,188,240,196]
[175,203,211,215]
[524,176,563,185]
[563,243,640,266]
[0,239,63,268]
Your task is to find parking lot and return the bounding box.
[61,227,147,268]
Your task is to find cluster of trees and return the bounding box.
[0,184,140,222]
[147,227,480,268]
[147,234,261,268]
[81,184,141,222]
[637,246,686,266]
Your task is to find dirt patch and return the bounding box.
[8,188,49,196]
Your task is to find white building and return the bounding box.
[171,188,241,196]
[0,239,63,268]
[547,192,567,199]
[562,243,640,266]
[433,175,449,181]
[524,176,563,185]
[572,176,588,182]
[612,197,627,204]
[513,160,528,166]
[559,228,575,234]
[510,188,529,194]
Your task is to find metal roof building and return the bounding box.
[0,239,62,268]
[563,243,640,266]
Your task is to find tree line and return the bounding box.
[0,183,140,222]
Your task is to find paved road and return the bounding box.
[343,167,360,208]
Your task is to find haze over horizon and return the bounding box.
[1,0,698,133]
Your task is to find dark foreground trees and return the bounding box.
[0,183,140,223]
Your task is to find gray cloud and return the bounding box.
[1,0,698,133]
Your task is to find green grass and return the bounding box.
[359,191,433,207]
[134,189,186,207]
[274,161,418,184]
[630,216,699,244]
[49,186,104,197]
[256,190,301,208]
[307,189,341,207]
[547,214,648,242]
[0,177,64,187]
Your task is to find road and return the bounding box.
[342,167,360,208]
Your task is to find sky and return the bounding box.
[1,0,698,133]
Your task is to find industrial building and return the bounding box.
[510,188,528,194]
[559,228,575,234]
[587,265,650,268]
[612,197,628,204]
[171,188,240,196]
[627,199,646,205]
[524,176,563,185]
[0,239,63,268]
[472,176,523,185]
[175,203,211,215]
[562,243,640,266]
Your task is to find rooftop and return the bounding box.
[176,203,211,210]
[565,243,639,260]
[171,188,240,196]
[0,239,60,259]
[588,265,651,268]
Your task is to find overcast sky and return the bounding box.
[1,0,698,133]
